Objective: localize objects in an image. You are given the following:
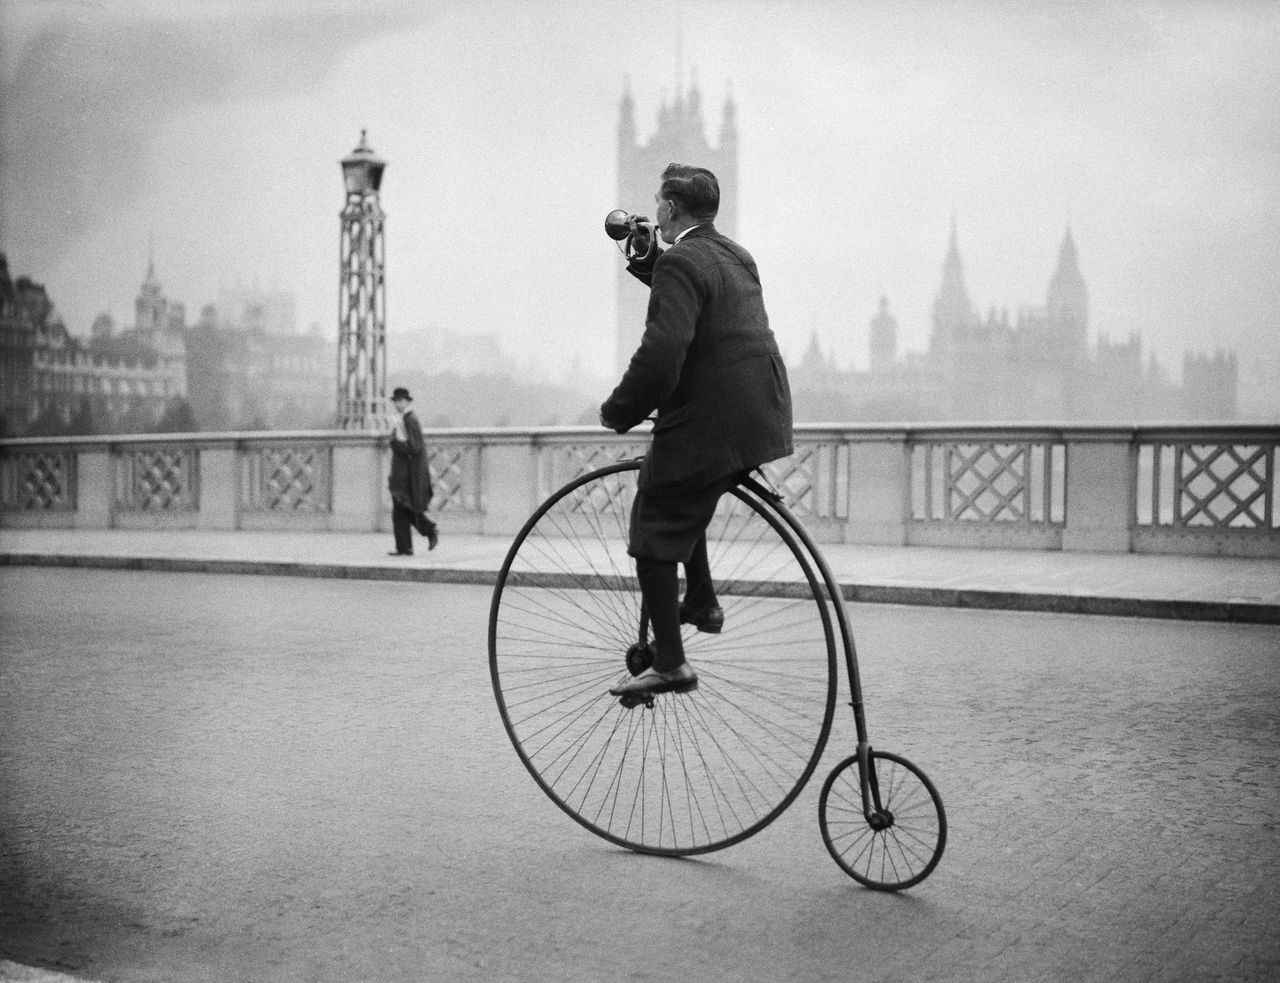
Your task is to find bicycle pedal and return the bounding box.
[617,693,656,710]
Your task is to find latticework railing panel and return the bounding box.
[760,440,847,522]
[1136,442,1276,529]
[243,444,331,512]
[538,441,648,500]
[428,444,481,513]
[115,447,198,511]
[567,465,637,519]
[0,450,76,511]
[911,440,1065,525]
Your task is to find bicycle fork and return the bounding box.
[855,737,895,830]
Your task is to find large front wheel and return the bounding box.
[489,461,838,856]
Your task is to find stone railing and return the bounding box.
[1,423,1277,556]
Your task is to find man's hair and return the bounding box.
[660,163,719,221]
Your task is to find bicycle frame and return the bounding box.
[736,473,888,825]
[490,457,944,885]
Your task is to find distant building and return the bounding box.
[184,278,330,430]
[387,325,516,380]
[0,255,35,433]
[1238,350,1280,419]
[790,222,1239,423]
[867,296,898,376]
[0,253,331,435]
[612,87,1241,424]
[1182,351,1239,421]
[185,316,331,431]
[615,76,738,375]
[0,253,187,435]
[214,281,298,336]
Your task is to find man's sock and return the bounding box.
[636,557,685,673]
[682,534,718,610]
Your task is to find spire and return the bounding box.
[1047,223,1088,350]
[685,66,705,147]
[618,75,636,146]
[651,71,710,156]
[938,215,970,309]
[674,8,684,106]
[136,235,167,333]
[800,329,829,374]
[720,80,738,148]
[1056,224,1079,273]
[931,215,972,352]
[869,295,898,372]
[0,253,14,316]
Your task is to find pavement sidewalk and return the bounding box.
[1,527,1275,623]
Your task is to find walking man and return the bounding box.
[388,386,439,555]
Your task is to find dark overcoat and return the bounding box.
[600,224,793,495]
[389,408,433,513]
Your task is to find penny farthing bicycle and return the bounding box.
[488,457,946,890]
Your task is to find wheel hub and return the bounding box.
[625,641,656,677]
[867,809,895,831]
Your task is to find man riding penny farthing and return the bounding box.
[488,164,948,889]
[600,163,793,705]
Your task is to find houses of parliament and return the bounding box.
[617,78,1239,423]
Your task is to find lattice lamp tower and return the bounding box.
[337,130,389,430]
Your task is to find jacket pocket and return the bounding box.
[645,403,707,493]
[770,354,789,403]
[653,401,698,433]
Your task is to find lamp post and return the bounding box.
[336,129,388,430]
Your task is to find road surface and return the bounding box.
[1,569,1277,982]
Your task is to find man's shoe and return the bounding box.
[679,602,724,634]
[427,525,439,551]
[609,661,698,698]
[388,550,412,556]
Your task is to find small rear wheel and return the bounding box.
[818,750,946,890]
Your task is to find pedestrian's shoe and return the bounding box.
[414,512,439,550]
[388,550,413,556]
[679,601,724,634]
[609,661,698,698]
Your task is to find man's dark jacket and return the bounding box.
[389,409,433,514]
[601,223,793,494]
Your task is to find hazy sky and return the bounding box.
[3,0,1278,390]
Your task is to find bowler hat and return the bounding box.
[391,387,412,401]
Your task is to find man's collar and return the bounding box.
[673,222,710,244]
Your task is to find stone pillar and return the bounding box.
[74,447,112,529]
[482,440,540,536]
[1063,436,1132,552]
[197,447,238,530]
[844,438,908,545]
[332,441,383,531]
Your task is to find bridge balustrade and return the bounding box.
[2,424,1276,556]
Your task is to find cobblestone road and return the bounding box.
[1,569,1277,982]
